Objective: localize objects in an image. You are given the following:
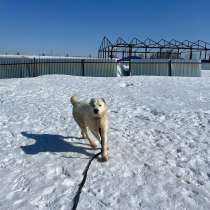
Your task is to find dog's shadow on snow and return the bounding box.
[20,132,97,158]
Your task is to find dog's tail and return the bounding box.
[70,96,78,106]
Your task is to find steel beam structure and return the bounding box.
[98,36,210,60]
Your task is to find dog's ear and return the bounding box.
[101,98,106,104]
[89,98,95,106]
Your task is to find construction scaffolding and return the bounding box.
[98,36,210,61]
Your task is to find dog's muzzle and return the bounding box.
[94,108,99,114]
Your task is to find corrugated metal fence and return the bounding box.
[202,62,210,70]
[131,59,201,77]
[131,59,169,76]
[0,57,201,79]
[171,60,201,77]
[0,57,118,79]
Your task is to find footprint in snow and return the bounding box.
[119,83,134,88]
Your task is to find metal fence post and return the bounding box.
[129,60,131,76]
[128,44,132,76]
[81,59,85,76]
[33,58,36,77]
[168,60,172,76]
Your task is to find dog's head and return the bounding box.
[89,98,107,118]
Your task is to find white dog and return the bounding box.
[70,96,109,161]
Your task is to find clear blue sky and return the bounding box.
[0,0,210,56]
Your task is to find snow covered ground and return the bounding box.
[0,75,210,210]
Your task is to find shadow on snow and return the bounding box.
[20,132,97,158]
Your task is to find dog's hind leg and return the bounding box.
[73,114,97,148]
[81,130,86,139]
[82,127,97,148]
[91,129,101,143]
[75,120,87,140]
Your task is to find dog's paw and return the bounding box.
[102,155,109,162]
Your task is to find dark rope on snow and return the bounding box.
[71,151,102,210]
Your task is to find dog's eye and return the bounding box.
[99,104,102,107]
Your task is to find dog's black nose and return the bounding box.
[94,108,99,114]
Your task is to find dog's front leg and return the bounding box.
[100,128,108,161]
